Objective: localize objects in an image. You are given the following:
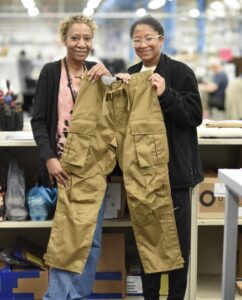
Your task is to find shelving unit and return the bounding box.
[189,137,242,299]
[0,219,132,228]
[1,131,242,299]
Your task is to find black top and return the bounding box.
[128,53,204,189]
[31,59,96,187]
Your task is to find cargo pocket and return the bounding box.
[62,119,96,167]
[131,121,169,167]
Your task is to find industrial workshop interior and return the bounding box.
[0,0,242,299]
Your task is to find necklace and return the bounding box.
[64,57,84,103]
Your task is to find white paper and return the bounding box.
[214,182,226,197]
[4,131,34,140]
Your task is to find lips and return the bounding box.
[139,51,152,57]
[75,51,87,55]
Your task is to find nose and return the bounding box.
[139,40,148,48]
[76,38,86,47]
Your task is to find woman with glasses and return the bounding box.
[31,14,111,300]
[117,15,203,300]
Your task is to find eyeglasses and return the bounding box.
[131,35,163,47]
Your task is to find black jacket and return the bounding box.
[31,59,96,187]
[128,53,204,189]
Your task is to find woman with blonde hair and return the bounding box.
[31,14,111,300]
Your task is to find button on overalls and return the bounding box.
[44,71,184,274]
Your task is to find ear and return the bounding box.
[159,36,164,47]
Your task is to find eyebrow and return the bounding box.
[133,33,158,38]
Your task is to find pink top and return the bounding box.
[56,60,81,157]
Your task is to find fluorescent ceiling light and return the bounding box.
[188,9,200,18]
[136,8,147,17]
[83,7,94,16]
[28,6,39,17]
[148,0,166,10]
[21,0,35,9]
[87,0,102,9]
[210,1,224,10]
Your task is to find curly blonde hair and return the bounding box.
[59,14,97,44]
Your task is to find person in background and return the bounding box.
[116,15,203,300]
[199,56,228,116]
[17,50,35,113]
[225,72,242,120]
[31,14,111,300]
[17,49,33,95]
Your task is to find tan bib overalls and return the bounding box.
[44,71,184,274]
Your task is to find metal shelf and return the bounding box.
[0,219,132,229]
[0,131,36,147]
[198,218,242,226]
[1,131,242,148]
[198,138,242,145]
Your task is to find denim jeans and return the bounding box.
[43,201,104,300]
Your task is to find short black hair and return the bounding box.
[130,15,164,38]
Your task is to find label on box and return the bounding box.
[126,275,143,294]
[103,183,121,219]
[214,183,226,197]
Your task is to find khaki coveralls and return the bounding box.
[44,71,184,274]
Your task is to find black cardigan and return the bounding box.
[128,53,204,189]
[31,59,96,187]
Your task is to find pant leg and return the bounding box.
[140,188,191,300]
[167,188,191,300]
[122,72,183,273]
[44,77,118,273]
[43,202,104,300]
[140,265,161,300]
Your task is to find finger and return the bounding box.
[90,67,102,82]
[88,71,95,81]
[55,174,66,187]
[87,66,98,80]
[61,170,70,180]
[94,69,102,81]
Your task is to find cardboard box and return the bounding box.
[0,264,48,300]
[91,233,126,299]
[237,230,242,279]
[236,280,242,295]
[103,179,126,219]
[14,238,46,270]
[197,174,242,218]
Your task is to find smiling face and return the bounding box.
[132,24,164,67]
[65,23,93,64]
